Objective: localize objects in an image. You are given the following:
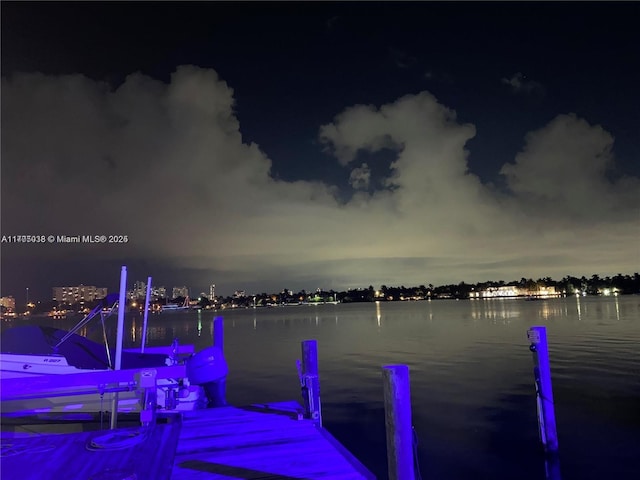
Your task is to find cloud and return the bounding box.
[500,113,640,220]
[501,72,544,95]
[2,67,638,296]
[2,68,336,264]
[349,163,371,190]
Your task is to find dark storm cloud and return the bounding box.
[2,67,638,295]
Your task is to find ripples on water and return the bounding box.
[3,296,639,479]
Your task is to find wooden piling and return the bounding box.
[300,339,322,426]
[382,364,415,480]
[527,326,559,454]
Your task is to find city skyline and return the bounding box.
[2,270,638,306]
[2,2,639,300]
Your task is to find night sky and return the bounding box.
[1,1,639,300]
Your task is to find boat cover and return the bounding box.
[1,326,168,370]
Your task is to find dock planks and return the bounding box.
[172,403,375,479]
[0,416,182,480]
[0,402,375,480]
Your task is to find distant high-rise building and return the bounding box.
[127,281,168,300]
[152,286,167,300]
[52,285,107,304]
[172,286,189,299]
[209,284,216,300]
[128,280,148,300]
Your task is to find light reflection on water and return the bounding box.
[469,298,522,320]
[2,296,639,479]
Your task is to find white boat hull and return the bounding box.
[0,353,205,416]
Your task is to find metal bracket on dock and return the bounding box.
[300,373,320,421]
[136,369,157,427]
[297,340,323,427]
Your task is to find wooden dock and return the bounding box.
[172,402,374,479]
[0,402,375,480]
[0,326,376,479]
[1,414,182,480]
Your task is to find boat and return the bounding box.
[161,296,190,312]
[0,294,228,416]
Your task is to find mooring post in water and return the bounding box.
[299,339,322,426]
[382,364,415,480]
[110,265,128,430]
[527,326,559,454]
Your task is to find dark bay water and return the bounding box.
[4,296,640,479]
